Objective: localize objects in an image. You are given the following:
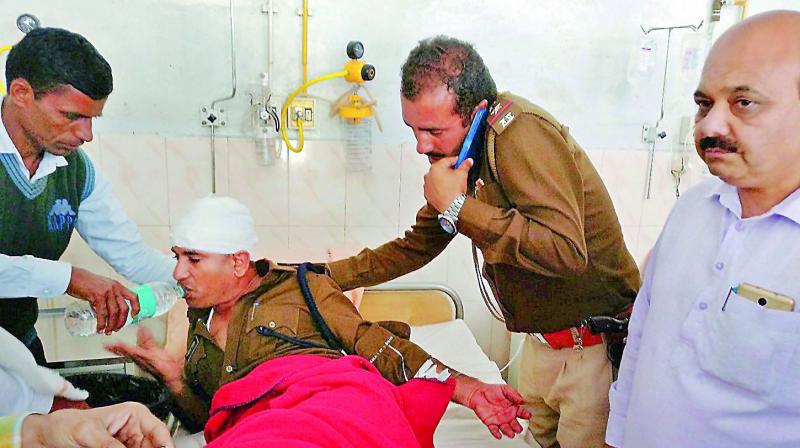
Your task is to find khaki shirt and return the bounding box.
[173,262,432,430]
[328,93,641,334]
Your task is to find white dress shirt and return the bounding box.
[607,178,800,448]
[0,367,53,415]
[0,113,175,298]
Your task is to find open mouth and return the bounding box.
[180,285,193,299]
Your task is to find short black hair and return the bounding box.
[5,27,113,100]
[401,35,497,124]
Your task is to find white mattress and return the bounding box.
[175,319,529,447]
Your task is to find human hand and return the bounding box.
[105,327,184,394]
[454,376,531,439]
[67,267,140,335]
[423,156,473,212]
[21,402,174,448]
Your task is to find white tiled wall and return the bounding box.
[45,133,710,365]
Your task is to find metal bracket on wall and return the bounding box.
[200,106,227,127]
[641,123,666,144]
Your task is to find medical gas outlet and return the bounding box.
[281,40,376,153]
[287,97,316,130]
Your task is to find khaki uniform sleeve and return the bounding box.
[170,381,211,432]
[172,310,212,432]
[311,274,432,384]
[458,114,588,278]
[327,204,455,290]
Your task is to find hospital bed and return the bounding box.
[174,283,529,448]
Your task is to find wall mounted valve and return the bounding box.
[200,106,227,127]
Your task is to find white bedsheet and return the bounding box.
[411,320,529,448]
[175,319,529,447]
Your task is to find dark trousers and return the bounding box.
[26,334,49,366]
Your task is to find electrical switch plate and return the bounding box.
[286,97,315,130]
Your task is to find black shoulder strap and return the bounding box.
[296,263,344,352]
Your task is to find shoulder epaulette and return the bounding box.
[483,93,572,183]
[487,99,524,135]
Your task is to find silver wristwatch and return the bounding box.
[438,193,467,234]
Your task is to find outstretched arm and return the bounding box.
[452,374,532,439]
[20,402,174,448]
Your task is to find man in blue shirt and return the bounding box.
[607,10,800,448]
[0,28,174,364]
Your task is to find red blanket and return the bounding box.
[204,355,454,448]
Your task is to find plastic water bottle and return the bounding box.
[64,282,184,336]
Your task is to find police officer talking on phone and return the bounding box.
[606,11,800,448]
[326,35,640,448]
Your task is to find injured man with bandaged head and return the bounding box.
[106,195,530,447]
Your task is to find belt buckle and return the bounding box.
[570,326,584,352]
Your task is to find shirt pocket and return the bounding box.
[241,304,301,362]
[672,293,800,399]
[184,338,209,386]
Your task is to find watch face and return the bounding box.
[438,216,456,234]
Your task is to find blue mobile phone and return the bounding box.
[454,106,488,169]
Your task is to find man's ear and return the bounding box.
[232,251,251,276]
[7,78,35,107]
[469,99,489,121]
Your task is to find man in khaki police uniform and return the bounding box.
[107,196,531,438]
[327,36,641,448]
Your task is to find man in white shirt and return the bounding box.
[0,376,173,448]
[0,28,173,364]
[0,368,54,416]
[606,10,800,448]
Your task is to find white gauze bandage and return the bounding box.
[171,195,258,258]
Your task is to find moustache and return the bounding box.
[699,136,737,153]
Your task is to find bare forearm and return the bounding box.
[452,374,482,406]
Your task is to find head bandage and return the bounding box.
[172,195,258,258]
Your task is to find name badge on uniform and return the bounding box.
[186,336,200,361]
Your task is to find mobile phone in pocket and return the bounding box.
[733,283,796,312]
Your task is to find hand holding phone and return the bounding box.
[454,106,488,169]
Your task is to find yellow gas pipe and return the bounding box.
[302,0,309,90]
[281,70,347,153]
[281,49,375,153]
[0,44,13,95]
[734,0,748,19]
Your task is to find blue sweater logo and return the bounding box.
[48,198,77,233]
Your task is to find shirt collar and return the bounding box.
[705,177,800,225]
[0,106,68,180]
